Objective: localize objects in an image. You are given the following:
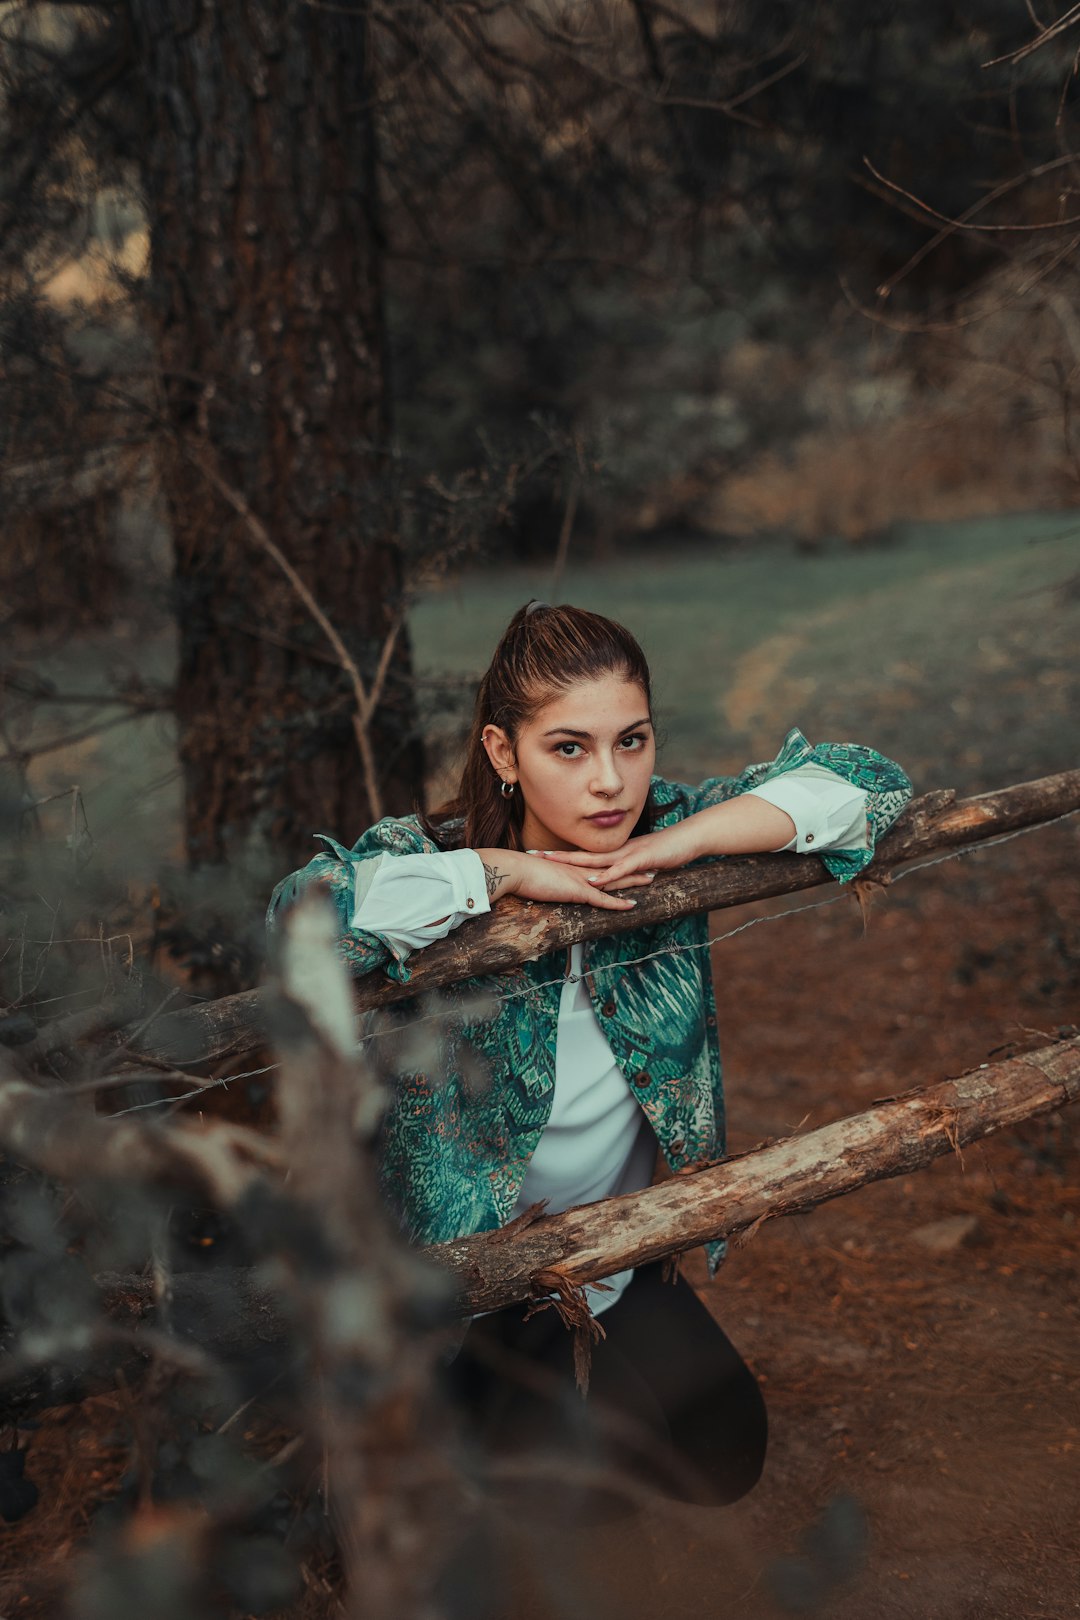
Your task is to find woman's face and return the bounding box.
[483,673,656,854]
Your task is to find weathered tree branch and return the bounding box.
[1,1036,1077,1364]
[0,1067,283,1208]
[438,1033,1080,1314]
[114,768,1080,1068]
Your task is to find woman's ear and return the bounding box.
[481,724,516,783]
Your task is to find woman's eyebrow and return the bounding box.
[541,717,652,739]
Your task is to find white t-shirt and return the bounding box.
[351,766,869,1313]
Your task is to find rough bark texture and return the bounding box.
[111,769,1080,1067]
[130,0,423,865]
[438,1034,1080,1313]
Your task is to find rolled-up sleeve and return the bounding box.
[350,848,491,956]
[743,762,869,854]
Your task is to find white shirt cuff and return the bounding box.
[350,848,491,954]
[744,762,870,854]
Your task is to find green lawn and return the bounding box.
[23,510,1079,888]
[412,511,1080,797]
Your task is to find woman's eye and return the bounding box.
[553,735,646,758]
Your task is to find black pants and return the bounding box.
[442,1260,767,1522]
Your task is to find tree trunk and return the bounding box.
[3,491,124,634]
[130,0,423,866]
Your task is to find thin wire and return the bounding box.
[105,803,1080,1117]
[357,802,1080,1032]
[111,1060,281,1117]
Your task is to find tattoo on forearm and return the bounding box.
[483,860,506,899]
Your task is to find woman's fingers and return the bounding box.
[601,871,655,891]
[514,863,625,907]
[586,863,654,888]
[541,860,658,889]
[526,848,612,867]
[569,872,653,903]
[584,887,639,909]
[513,855,654,908]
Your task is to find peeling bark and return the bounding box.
[437,1034,1080,1314]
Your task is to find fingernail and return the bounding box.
[623,898,637,906]
[587,875,602,884]
[645,871,656,879]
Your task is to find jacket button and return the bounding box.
[601,1000,616,1018]
[670,1138,684,1154]
[634,1070,651,1088]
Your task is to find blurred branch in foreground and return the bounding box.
[1,1025,1077,1394]
[0,893,461,1619]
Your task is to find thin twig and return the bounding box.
[0,707,163,768]
[549,471,580,599]
[841,230,1080,335]
[982,3,1080,68]
[867,151,1080,306]
[182,446,394,824]
[864,153,1080,239]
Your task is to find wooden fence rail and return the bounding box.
[1,1033,1077,1406]
[438,1034,1080,1316]
[113,768,1080,1071]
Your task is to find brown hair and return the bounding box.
[423,601,655,851]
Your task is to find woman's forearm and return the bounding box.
[685,796,798,859]
[474,848,523,901]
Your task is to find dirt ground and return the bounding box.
[504,814,1080,1620]
[3,811,1077,1620]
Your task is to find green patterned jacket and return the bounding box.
[267,726,912,1278]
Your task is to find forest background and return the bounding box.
[1,3,1079,1618]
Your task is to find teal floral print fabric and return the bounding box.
[266,727,913,1280]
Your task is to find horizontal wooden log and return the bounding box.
[1,1038,1077,1386]
[116,768,1080,1069]
[434,1033,1080,1314]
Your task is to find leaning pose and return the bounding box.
[268,600,912,1515]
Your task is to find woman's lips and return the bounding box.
[585,810,628,827]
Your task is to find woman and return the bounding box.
[267,600,913,1518]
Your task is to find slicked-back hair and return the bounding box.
[422,602,655,851]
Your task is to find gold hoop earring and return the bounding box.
[500,780,515,799]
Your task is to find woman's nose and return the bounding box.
[589,752,624,797]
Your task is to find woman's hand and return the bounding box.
[474,849,653,910]
[525,821,705,890]
[528,795,798,888]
